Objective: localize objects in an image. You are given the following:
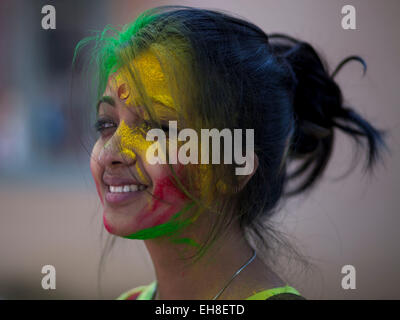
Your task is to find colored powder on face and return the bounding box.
[111,47,201,244]
[171,237,199,247]
[136,53,175,109]
[150,173,186,212]
[121,149,137,162]
[112,49,177,111]
[103,213,113,233]
[135,161,150,185]
[116,120,152,159]
[123,173,200,245]
[133,48,177,110]
[113,51,181,167]
[123,201,196,240]
[134,173,189,231]
[117,82,130,100]
[113,74,134,106]
[123,173,200,242]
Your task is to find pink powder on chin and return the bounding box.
[103,213,113,233]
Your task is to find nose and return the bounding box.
[97,133,137,169]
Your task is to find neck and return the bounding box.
[143,213,257,300]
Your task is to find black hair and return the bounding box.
[76,5,389,281]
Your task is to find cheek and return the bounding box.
[151,171,187,212]
[137,164,188,229]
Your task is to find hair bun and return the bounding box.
[268,33,387,194]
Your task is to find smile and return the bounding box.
[105,183,148,205]
[102,172,150,205]
[109,184,147,193]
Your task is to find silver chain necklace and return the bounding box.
[153,249,257,300]
[212,249,257,300]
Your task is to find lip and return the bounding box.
[103,175,145,186]
[104,188,147,205]
[102,175,149,205]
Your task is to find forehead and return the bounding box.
[107,48,176,111]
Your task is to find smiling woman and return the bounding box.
[73,5,387,300]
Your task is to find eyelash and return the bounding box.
[94,118,117,134]
[94,118,171,138]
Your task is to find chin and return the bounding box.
[101,206,162,237]
[102,208,142,236]
[102,201,188,238]
[100,173,192,238]
[100,188,154,236]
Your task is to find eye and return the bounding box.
[94,117,117,136]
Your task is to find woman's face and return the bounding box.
[90,51,190,237]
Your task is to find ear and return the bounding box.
[236,152,259,192]
[216,153,259,194]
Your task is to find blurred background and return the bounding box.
[0,0,399,299]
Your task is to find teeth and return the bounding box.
[109,184,145,193]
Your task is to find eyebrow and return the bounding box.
[96,96,115,113]
[96,95,175,116]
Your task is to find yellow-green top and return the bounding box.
[116,281,302,300]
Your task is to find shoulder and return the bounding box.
[246,285,305,300]
[266,293,306,300]
[116,281,157,300]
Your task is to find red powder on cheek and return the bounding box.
[149,204,182,227]
[151,175,187,212]
[136,174,188,229]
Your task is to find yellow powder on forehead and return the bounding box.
[112,48,177,111]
